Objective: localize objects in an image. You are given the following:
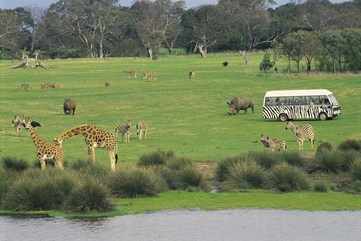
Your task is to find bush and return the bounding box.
[338,139,361,153]
[138,150,175,166]
[249,152,283,169]
[0,168,10,202]
[282,152,306,167]
[351,160,361,181]
[65,179,112,212]
[269,163,309,192]
[349,180,361,193]
[2,169,77,211]
[316,142,333,154]
[224,160,266,190]
[215,156,243,182]
[316,150,357,173]
[2,157,29,172]
[160,158,205,190]
[107,168,166,198]
[313,182,328,192]
[70,160,109,181]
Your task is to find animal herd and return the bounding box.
[11,114,149,171]
[10,61,318,171]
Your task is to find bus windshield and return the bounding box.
[328,95,339,106]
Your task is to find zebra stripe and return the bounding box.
[263,105,333,120]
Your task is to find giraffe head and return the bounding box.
[21,117,42,129]
[53,137,63,146]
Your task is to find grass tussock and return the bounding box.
[65,179,113,212]
[223,160,267,190]
[2,157,29,172]
[138,150,175,166]
[107,168,166,198]
[269,163,309,192]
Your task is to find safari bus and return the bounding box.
[263,89,341,121]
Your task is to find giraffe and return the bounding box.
[54,124,118,171]
[21,117,64,170]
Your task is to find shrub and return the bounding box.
[215,156,243,182]
[0,168,10,202]
[224,160,266,190]
[107,168,166,198]
[2,169,77,210]
[269,163,309,192]
[249,152,283,169]
[2,157,29,172]
[282,152,306,167]
[313,182,328,192]
[349,180,361,193]
[138,150,175,166]
[316,142,333,154]
[351,160,361,181]
[70,160,109,181]
[65,179,112,212]
[315,150,353,173]
[161,157,205,190]
[338,139,361,153]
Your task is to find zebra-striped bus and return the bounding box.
[263,89,341,121]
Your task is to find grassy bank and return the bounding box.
[1,191,360,219]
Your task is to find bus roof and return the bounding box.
[264,89,333,97]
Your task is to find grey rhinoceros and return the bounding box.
[226,97,254,115]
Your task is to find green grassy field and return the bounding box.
[1,52,361,166]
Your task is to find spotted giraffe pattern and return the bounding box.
[54,124,118,171]
[22,118,64,170]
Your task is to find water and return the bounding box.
[1,209,361,241]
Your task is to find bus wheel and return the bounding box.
[279,113,288,122]
[319,112,328,121]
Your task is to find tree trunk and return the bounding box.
[198,44,206,58]
[147,48,153,59]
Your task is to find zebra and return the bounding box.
[115,120,131,143]
[285,121,315,151]
[260,134,287,152]
[12,115,26,136]
[136,120,148,140]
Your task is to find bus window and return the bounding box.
[293,96,307,105]
[320,96,331,105]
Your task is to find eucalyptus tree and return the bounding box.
[132,0,185,59]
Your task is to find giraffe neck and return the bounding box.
[56,124,93,142]
[28,128,46,148]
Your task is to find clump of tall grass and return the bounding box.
[315,150,357,173]
[269,163,309,192]
[313,181,328,192]
[338,139,361,153]
[2,169,77,211]
[65,179,112,212]
[222,160,267,190]
[138,150,175,166]
[351,160,361,181]
[107,168,166,198]
[160,157,205,191]
[2,157,29,172]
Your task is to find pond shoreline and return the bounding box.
[1,191,360,219]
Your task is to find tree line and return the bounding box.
[1,0,361,70]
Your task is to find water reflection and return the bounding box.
[1,209,361,241]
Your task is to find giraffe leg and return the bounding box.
[108,150,116,171]
[88,146,96,163]
[55,156,64,170]
[39,158,46,170]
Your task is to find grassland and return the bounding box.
[1,52,361,165]
[1,52,361,217]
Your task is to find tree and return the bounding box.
[132,0,185,59]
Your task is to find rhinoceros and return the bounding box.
[63,98,76,115]
[226,97,254,115]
